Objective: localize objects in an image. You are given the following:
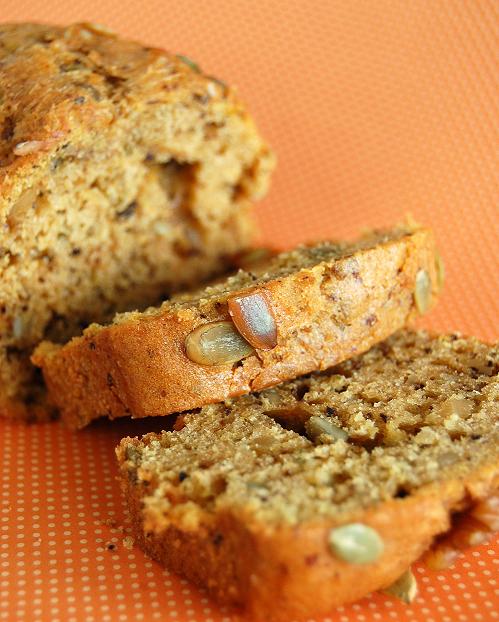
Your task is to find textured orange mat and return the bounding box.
[1,1,498,621]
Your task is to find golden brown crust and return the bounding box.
[34,226,439,428]
[0,22,272,212]
[119,446,498,622]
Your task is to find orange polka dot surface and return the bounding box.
[1,1,498,621]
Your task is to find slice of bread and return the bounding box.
[116,330,499,622]
[0,23,273,419]
[34,223,440,428]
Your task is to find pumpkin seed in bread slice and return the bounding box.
[34,222,439,428]
[117,330,498,622]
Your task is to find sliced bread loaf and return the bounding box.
[0,22,273,418]
[117,330,499,622]
[34,223,440,428]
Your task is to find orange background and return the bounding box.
[1,1,498,621]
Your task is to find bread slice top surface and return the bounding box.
[118,330,498,530]
[79,221,429,332]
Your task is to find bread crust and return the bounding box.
[33,227,439,428]
[118,442,499,622]
[0,22,272,216]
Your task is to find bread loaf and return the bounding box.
[0,23,273,418]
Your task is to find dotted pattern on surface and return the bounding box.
[0,418,498,622]
[1,1,499,621]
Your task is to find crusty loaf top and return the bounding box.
[0,22,265,217]
[118,330,498,529]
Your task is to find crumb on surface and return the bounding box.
[123,536,135,550]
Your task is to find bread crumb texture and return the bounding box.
[0,22,273,418]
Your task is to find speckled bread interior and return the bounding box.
[34,224,439,428]
[117,330,498,621]
[0,22,273,419]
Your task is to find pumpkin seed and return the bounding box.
[328,523,384,564]
[383,568,418,603]
[185,321,254,366]
[414,269,431,314]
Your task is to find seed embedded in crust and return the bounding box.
[414,269,432,314]
[305,416,348,442]
[383,568,418,603]
[206,82,218,98]
[83,22,117,36]
[13,133,63,156]
[328,523,384,564]
[435,252,445,292]
[176,54,200,73]
[185,321,254,366]
[12,316,25,339]
[13,140,46,156]
[228,289,277,350]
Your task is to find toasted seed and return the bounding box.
[206,82,218,98]
[14,132,63,156]
[328,523,384,564]
[84,23,116,36]
[414,269,431,314]
[383,569,418,603]
[12,316,25,339]
[435,253,445,292]
[305,416,348,442]
[185,321,254,366]
[228,290,277,350]
[246,481,268,490]
[176,54,200,73]
[13,141,46,156]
